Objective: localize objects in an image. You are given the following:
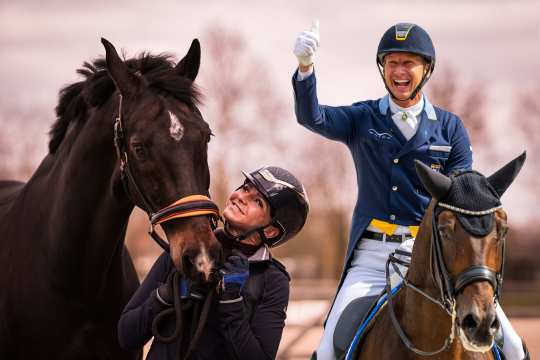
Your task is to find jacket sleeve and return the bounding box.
[444,116,473,174]
[218,269,290,360]
[117,252,172,350]
[292,70,356,143]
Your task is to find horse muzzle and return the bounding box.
[456,281,500,352]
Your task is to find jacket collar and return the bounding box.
[379,93,437,121]
[248,244,271,263]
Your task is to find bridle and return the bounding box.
[113,93,222,359]
[385,201,506,356]
[112,94,221,252]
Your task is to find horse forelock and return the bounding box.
[49,52,201,154]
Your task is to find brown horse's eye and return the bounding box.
[132,143,147,160]
[438,225,453,240]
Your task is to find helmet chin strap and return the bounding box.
[376,61,433,103]
[223,221,270,244]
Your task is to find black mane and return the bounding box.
[49,53,201,154]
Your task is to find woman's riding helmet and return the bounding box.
[242,166,309,247]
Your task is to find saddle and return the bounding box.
[333,286,504,360]
[333,294,381,359]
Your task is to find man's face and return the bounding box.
[223,182,272,234]
[383,52,427,105]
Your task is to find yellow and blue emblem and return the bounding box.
[395,23,415,41]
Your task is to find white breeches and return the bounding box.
[315,238,412,360]
[315,238,524,360]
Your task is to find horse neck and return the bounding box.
[45,97,135,296]
[407,202,436,294]
[397,202,456,355]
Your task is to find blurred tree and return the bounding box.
[426,66,490,158]
[516,87,540,189]
[0,103,47,180]
[0,132,9,178]
[199,25,288,208]
[278,133,355,279]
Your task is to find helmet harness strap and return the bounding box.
[223,221,273,244]
[377,58,434,103]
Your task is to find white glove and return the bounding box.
[293,20,320,66]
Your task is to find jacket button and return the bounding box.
[392,186,398,191]
[390,214,396,221]
[393,158,399,164]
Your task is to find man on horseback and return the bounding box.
[292,22,527,359]
[117,166,309,359]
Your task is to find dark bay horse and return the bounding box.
[353,153,527,359]
[0,38,221,359]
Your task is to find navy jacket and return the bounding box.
[292,71,473,291]
[117,231,290,360]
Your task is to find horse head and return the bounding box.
[102,38,221,283]
[415,152,525,352]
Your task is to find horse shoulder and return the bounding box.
[357,309,405,359]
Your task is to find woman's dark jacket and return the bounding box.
[117,229,290,360]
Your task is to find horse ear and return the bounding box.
[487,151,526,198]
[101,38,137,96]
[175,39,201,81]
[414,160,452,200]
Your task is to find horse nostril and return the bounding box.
[462,314,479,330]
[490,317,500,331]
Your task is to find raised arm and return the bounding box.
[292,20,356,143]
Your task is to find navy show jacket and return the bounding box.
[292,70,473,292]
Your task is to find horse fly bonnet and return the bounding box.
[436,171,502,237]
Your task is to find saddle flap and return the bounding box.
[333,295,379,358]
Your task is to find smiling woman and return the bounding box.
[222,182,279,246]
[118,166,309,360]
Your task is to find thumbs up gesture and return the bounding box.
[293,20,320,67]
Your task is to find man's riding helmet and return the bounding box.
[242,166,309,247]
[376,23,436,101]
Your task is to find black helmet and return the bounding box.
[376,23,436,100]
[242,166,309,247]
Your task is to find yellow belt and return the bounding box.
[369,219,419,238]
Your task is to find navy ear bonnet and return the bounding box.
[436,171,502,237]
[415,152,525,237]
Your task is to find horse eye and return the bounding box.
[438,225,452,239]
[132,143,146,159]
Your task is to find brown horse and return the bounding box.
[0,39,220,359]
[352,153,526,359]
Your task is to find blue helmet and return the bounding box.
[376,23,436,100]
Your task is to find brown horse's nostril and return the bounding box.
[490,317,500,332]
[462,313,479,330]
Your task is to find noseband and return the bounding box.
[430,202,505,310]
[113,94,220,252]
[384,201,505,356]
